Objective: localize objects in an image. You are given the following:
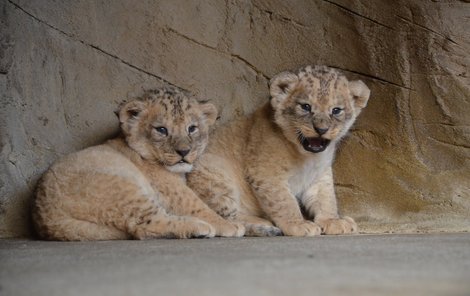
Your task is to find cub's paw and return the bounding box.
[134,216,216,239]
[188,219,217,238]
[316,216,358,235]
[215,222,245,237]
[245,224,283,237]
[279,220,321,237]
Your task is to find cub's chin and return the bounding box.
[165,162,193,174]
[300,137,331,153]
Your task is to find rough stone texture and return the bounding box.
[0,0,469,237]
[1,234,470,296]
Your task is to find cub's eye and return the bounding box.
[188,125,198,134]
[332,107,343,115]
[300,103,311,112]
[155,126,168,136]
[127,109,140,118]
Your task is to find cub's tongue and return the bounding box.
[301,137,331,153]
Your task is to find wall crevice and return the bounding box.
[322,0,395,31]
[329,65,412,90]
[166,27,270,80]
[251,4,308,28]
[396,15,460,47]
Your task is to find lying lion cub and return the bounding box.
[187,65,370,236]
[33,87,244,240]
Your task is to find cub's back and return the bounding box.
[34,141,151,210]
[206,117,250,159]
[48,142,144,181]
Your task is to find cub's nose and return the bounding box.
[176,149,190,157]
[314,127,329,135]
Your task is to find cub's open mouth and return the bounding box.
[300,137,331,153]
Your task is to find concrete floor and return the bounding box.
[0,233,469,296]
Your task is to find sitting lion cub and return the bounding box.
[187,65,370,236]
[33,87,244,240]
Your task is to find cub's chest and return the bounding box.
[288,152,333,197]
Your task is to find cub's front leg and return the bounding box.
[153,173,245,237]
[301,167,358,235]
[248,171,321,237]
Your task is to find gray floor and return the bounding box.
[1,233,469,296]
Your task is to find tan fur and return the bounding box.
[33,87,244,241]
[187,66,370,236]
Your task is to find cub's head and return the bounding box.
[270,65,370,154]
[118,87,217,173]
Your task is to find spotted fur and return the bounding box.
[33,87,245,241]
[188,66,370,236]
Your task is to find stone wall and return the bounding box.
[1,0,469,237]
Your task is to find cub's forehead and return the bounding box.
[141,88,202,123]
[296,66,349,98]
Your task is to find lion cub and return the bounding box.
[33,87,244,240]
[187,65,370,236]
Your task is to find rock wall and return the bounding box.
[1,0,469,237]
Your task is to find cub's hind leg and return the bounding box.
[33,174,131,241]
[78,190,217,240]
[32,210,130,241]
[130,210,215,239]
[34,172,214,240]
[107,185,216,239]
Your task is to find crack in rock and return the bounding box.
[329,65,412,90]
[251,4,308,28]
[166,27,270,80]
[428,136,470,150]
[7,0,188,92]
[322,0,395,31]
[396,15,460,46]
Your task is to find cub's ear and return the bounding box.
[349,80,370,109]
[270,71,299,108]
[118,99,147,124]
[199,102,218,126]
